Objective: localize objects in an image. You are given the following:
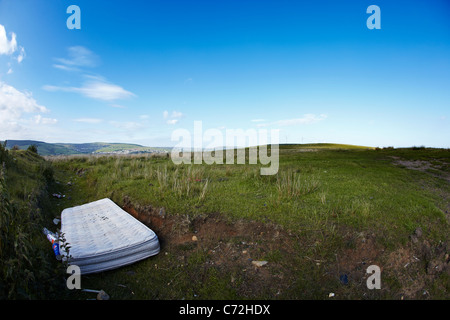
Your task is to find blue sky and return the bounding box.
[0,0,449,147]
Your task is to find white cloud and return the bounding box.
[110,104,126,109]
[0,25,17,55]
[43,79,135,102]
[166,119,179,125]
[171,111,183,118]
[163,110,184,125]
[109,120,145,130]
[55,46,99,68]
[75,80,135,101]
[257,114,327,127]
[34,115,58,125]
[17,47,25,63]
[0,82,48,115]
[52,64,81,72]
[74,118,103,124]
[275,113,327,126]
[0,81,56,140]
[48,47,134,104]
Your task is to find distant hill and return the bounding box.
[2,140,169,156]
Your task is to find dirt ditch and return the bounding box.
[121,196,301,298]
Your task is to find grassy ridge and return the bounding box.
[3,140,168,156]
[0,144,66,299]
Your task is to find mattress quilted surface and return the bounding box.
[60,198,160,274]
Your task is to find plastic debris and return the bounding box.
[81,289,110,300]
[43,227,61,260]
[339,273,349,285]
[97,290,110,300]
[251,260,268,267]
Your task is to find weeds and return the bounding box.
[275,168,320,199]
[0,146,66,299]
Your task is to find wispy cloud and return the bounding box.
[52,64,81,72]
[17,47,25,63]
[257,114,327,127]
[55,46,99,68]
[110,104,126,109]
[34,115,57,125]
[109,120,145,131]
[163,110,184,125]
[43,78,135,102]
[166,119,179,125]
[74,118,104,124]
[46,47,135,102]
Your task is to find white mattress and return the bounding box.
[60,198,160,274]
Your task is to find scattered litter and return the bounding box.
[251,260,268,268]
[42,227,61,260]
[97,290,110,300]
[53,218,60,225]
[339,274,348,285]
[192,235,198,241]
[329,293,335,298]
[82,289,102,293]
[52,193,65,199]
[82,289,110,300]
[117,284,134,295]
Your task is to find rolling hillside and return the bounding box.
[2,140,169,156]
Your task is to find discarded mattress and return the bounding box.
[60,198,160,274]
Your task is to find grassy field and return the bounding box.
[37,143,449,300]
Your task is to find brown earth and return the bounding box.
[122,195,300,298]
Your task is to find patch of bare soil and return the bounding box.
[391,156,450,223]
[333,232,383,289]
[122,196,299,298]
[390,156,450,183]
[330,228,449,299]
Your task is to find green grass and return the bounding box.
[50,147,447,243]
[0,147,67,299]
[5,144,449,300]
